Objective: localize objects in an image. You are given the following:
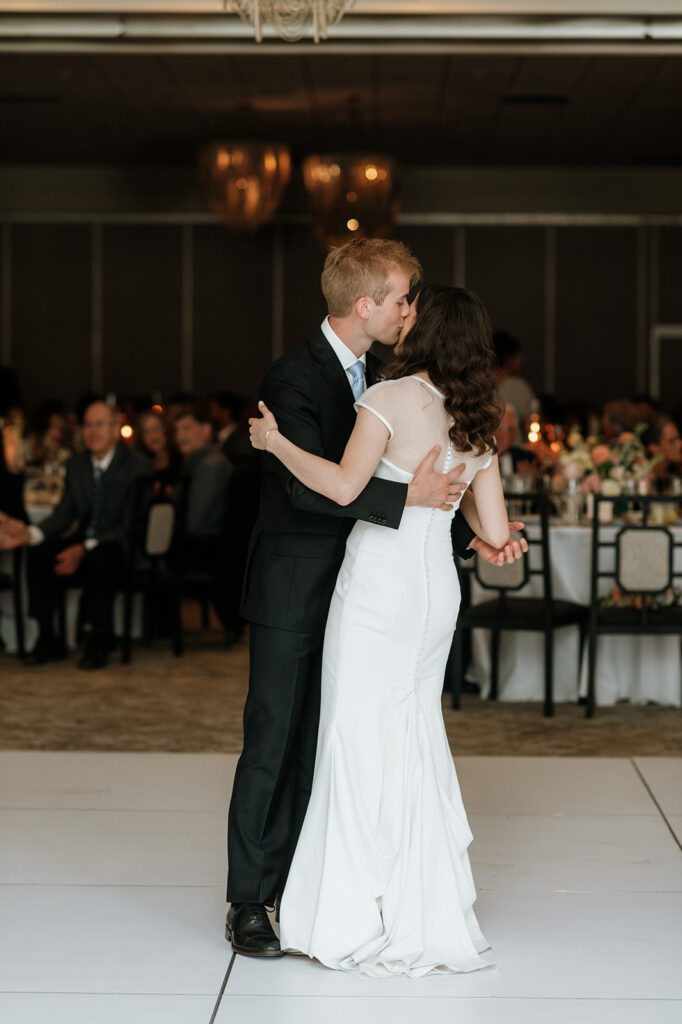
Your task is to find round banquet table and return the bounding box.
[467,520,682,707]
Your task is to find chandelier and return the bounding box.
[198,142,291,232]
[302,154,403,250]
[225,1,355,43]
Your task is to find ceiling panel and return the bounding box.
[1,52,682,165]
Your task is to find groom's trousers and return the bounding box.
[226,622,323,905]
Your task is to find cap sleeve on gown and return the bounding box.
[354,380,398,440]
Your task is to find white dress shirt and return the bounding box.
[28,446,117,549]
[321,316,367,396]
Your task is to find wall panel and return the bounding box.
[555,227,638,405]
[657,227,682,325]
[281,227,327,351]
[102,225,182,400]
[193,226,274,399]
[394,226,456,289]
[465,226,546,395]
[12,225,91,409]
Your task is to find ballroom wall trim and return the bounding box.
[2,213,681,409]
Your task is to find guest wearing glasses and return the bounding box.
[0,400,152,669]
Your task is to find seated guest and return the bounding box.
[0,400,152,669]
[496,404,540,480]
[207,390,256,470]
[166,392,196,429]
[21,399,73,471]
[493,330,536,424]
[136,408,181,489]
[642,415,682,484]
[172,404,235,640]
[600,399,639,441]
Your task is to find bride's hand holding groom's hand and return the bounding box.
[470,525,529,567]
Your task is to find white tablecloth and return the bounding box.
[467,521,682,707]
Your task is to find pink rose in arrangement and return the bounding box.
[581,472,601,493]
[591,444,611,466]
[619,432,635,443]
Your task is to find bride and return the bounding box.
[249,284,509,979]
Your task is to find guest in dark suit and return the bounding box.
[208,392,261,645]
[225,239,526,958]
[0,400,152,668]
[172,403,234,636]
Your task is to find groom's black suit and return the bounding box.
[227,328,475,905]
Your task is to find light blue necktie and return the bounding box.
[348,360,365,401]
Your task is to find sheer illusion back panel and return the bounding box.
[356,376,491,478]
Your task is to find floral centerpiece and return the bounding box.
[557,423,661,494]
[600,583,681,611]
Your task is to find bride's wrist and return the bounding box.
[264,427,279,452]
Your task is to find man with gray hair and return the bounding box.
[0,399,151,669]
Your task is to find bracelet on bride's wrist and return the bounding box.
[265,428,278,450]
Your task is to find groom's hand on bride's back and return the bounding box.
[406,447,467,511]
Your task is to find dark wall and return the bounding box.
[1,219,678,412]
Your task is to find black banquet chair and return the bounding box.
[448,489,589,717]
[0,547,26,658]
[585,493,682,718]
[121,493,181,663]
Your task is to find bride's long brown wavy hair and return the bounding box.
[383,285,502,456]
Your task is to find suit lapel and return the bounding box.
[307,329,356,408]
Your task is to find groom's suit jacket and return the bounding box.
[241,327,475,634]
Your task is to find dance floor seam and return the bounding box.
[1,752,680,1024]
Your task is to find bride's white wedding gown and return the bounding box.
[279,376,495,978]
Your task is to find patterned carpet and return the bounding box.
[1,620,680,756]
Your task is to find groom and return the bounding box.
[226,238,524,957]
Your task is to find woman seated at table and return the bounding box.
[135,408,182,491]
[642,415,682,490]
[21,400,73,470]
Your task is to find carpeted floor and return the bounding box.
[1,619,680,756]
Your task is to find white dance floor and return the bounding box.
[1,751,681,1024]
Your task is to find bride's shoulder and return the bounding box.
[365,376,416,399]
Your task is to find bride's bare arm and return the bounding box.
[252,401,389,506]
[462,456,511,551]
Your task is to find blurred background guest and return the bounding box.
[166,392,196,428]
[22,400,73,469]
[642,415,682,485]
[136,407,181,489]
[0,399,152,669]
[207,390,256,470]
[495,403,540,481]
[600,399,640,441]
[172,403,236,643]
[493,330,536,424]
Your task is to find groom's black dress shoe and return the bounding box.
[226,903,283,958]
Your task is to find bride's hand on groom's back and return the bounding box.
[406,447,467,511]
[249,401,279,451]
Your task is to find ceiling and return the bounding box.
[2,49,682,166]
